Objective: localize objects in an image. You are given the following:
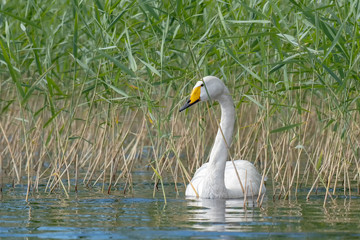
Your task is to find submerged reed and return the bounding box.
[1,0,360,202]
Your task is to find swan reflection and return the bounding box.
[187,198,263,231]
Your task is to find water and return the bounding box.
[1,173,360,239]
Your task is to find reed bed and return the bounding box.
[1,0,360,202]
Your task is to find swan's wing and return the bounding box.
[224,160,266,198]
[185,163,208,197]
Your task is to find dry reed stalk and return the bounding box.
[0,123,20,183]
[51,138,80,192]
[324,158,335,207]
[84,124,108,186]
[0,149,2,196]
[113,116,146,189]
[257,128,269,202]
[75,154,78,192]
[2,84,360,202]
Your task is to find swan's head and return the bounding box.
[179,76,227,112]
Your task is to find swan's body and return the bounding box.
[180,76,266,199]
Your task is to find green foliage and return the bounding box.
[1,1,359,108]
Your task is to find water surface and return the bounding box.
[1,173,360,239]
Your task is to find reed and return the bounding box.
[1,0,360,202]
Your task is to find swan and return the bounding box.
[180,76,266,199]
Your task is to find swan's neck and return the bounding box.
[204,91,235,196]
[209,92,235,169]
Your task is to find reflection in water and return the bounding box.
[2,179,360,239]
[187,198,261,232]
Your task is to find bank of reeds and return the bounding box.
[1,0,360,201]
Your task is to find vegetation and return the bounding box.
[1,0,360,203]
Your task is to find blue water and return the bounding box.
[1,175,360,239]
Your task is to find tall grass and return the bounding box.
[1,0,360,202]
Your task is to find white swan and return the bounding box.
[180,76,266,199]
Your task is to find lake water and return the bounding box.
[1,171,360,239]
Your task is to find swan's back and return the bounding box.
[185,160,266,198]
[185,162,209,197]
[225,160,266,198]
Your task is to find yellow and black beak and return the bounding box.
[179,86,201,112]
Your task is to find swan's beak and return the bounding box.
[179,86,201,112]
[179,98,200,112]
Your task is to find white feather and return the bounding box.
[183,76,266,199]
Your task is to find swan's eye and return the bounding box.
[201,83,204,87]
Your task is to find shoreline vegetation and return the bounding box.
[1,0,360,203]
